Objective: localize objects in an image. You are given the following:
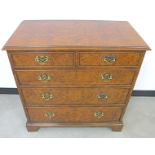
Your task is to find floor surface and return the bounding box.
[0,95,155,138]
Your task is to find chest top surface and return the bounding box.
[3,20,150,51]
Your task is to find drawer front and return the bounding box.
[27,107,122,123]
[11,52,74,66]
[79,52,142,66]
[16,69,136,86]
[22,87,129,106]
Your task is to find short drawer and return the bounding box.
[22,87,129,106]
[27,107,122,123]
[79,52,142,66]
[16,69,136,86]
[11,52,74,67]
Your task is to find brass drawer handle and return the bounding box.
[94,112,104,119]
[44,112,55,119]
[104,56,116,64]
[42,93,53,101]
[38,74,51,81]
[101,74,112,81]
[97,94,108,100]
[35,56,48,64]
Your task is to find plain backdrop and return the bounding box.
[0,0,154,90]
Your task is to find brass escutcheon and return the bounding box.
[38,74,51,81]
[104,56,116,64]
[101,73,113,81]
[97,94,108,100]
[94,112,104,119]
[44,112,55,119]
[42,93,53,101]
[35,56,48,64]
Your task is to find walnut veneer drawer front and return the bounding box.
[22,87,129,106]
[11,52,74,67]
[79,52,142,66]
[16,69,136,86]
[27,107,122,123]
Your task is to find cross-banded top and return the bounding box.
[3,20,150,51]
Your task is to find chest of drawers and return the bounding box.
[3,20,150,132]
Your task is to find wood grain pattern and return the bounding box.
[16,69,136,86]
[27,107,123,123]
[3,20,150,132]
[21,87,130,106]
[11,52,74,67]
[3,20,150,51]
[79,52,142,66]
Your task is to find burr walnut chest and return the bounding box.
[3,20,150,132]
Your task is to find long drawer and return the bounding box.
[16,69,136,86]
[27,107,123,123]
[22,87,129,106]
[79,52,142,66]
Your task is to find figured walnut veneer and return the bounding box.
[3,20,150,132]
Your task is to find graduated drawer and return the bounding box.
[11,52,74,67]
[27,107,122,123]
[79,52,142,66]
[22,87,129,106]
[16,69,136,86]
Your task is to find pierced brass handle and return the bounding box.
[97,94,108,100]
[101,74,112,81]
[104,56,116,64]
[42,93,53,101]
[38,74,51,81]
[35,56,48,64]
[94,112,104,119]
[44,112,55,119]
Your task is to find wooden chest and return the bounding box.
[2,20,150,132]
